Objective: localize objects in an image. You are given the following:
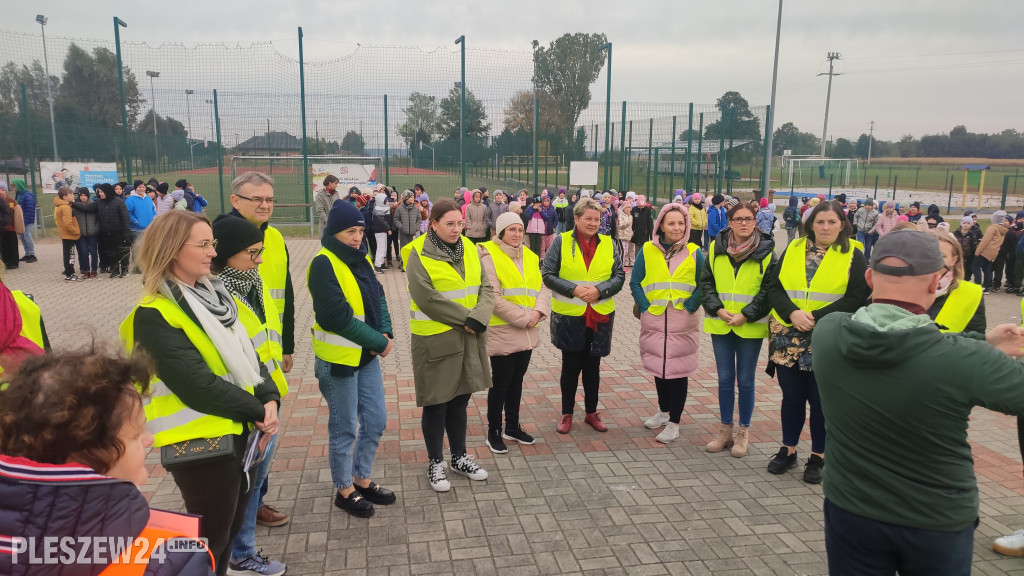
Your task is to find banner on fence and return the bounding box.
[39,162,118,194]
[569,161,598,186]
[311,164,379,194]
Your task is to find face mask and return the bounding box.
[935,269,954,296]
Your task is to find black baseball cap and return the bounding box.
[869,230,946,277]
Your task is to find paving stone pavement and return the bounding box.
[8,232,1024,575]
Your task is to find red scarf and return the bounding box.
[576,234,610,330]
[0,281,44,375]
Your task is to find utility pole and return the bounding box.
[760,0,783,198]
[867,120,874,166]
[818,52,841,158]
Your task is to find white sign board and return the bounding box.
[310,164,379,194]
[569,161,599,186]
[39,162,118,194]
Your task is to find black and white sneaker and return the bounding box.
[502,424,535,445]
[428,459,450,492]
[486,429,508,454]
[451,453,488,481]
[64,274,82,282]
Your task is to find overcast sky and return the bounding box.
[5,0,1023,143]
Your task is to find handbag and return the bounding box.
[159,435,235,469]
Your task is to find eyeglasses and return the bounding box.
[730,217,755,223]
[186,239,218,250]
[234,194,276,206]
[439,220,464,230]
[245,247,265,262]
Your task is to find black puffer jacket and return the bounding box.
[701,228,777,321]
[630,204,654,244]
[74,195,130,241]
[541,231,625,357]
[0,455,213,576]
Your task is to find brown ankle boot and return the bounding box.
[705,424,734,453]
[730,426,749,458]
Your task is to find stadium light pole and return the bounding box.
[36,15,59,163]
[185,89,194,169]
[599,42,612,189]
[760,0,783,198]
[455,35,466,187]
[146,71,160,167]
[113,17,130,181]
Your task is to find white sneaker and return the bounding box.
[644,411,670,430]
[656,422,680,444]
[428,460,450,492]
[994,529,1024,557]
[451,453,488,481]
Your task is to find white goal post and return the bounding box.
[782,155,861,189]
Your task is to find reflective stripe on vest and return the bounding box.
[481,240,542,326]
[260,225,288,324]
[769,238,854,327]
[234,294,289,397]
[550,231,615,316]
[119,297,254,447]
[703,241,772,339]
[639,242,699,316]
[935,281,983,333]
[11,290,44,349]
[307,248,369,366]
[410,236,482,335]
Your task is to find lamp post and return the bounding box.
[761,0,783,198]
[205,99,214,142]
[599,42,612,189]
[36,15,59,162]
[146,71,160,167]
[454,35,465,187]
[185,89,194,169]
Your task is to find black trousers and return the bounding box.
[488,350,533,430]
[655,376,689,424]
[61,238,77,276]
[168,435,252,576]
[0,230,19,268]
[387,230,400,263]
[422,393,471,461]
[527,232,542,254]
[994,252,1017,288]
[560,329,601,415]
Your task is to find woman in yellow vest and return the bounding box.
[766,200,869,484]
[542,197,625,435]
[630,201,705,444]
[478,211,550,454]
[0,349,215,575]
[123,211,280,575]
[701,201,776,457]
[307,201,396,516]
[209,215,288,575]
[406,199,495,492]
[0,262,48,378]
[925,230,985,333]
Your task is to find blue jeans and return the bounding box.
[315,356,387,489]
[824,498,975,576]
[710,333,763,427]
[972,255,993,289]
[77,235,98,273]
[857,231,876,261]
[230,433,279,562]
[776,363,825,453]
[19,228,34,257]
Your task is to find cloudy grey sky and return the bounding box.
[6,0,1023,142]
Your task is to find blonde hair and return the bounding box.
[136,211,211,297]
[573,197,602,218]
[928,229,965,285]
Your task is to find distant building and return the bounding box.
[234,131,302,156]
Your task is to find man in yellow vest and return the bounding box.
[228,171,292,528]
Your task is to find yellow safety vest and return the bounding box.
[934,281,983,333]
[703,241,772,339]
[307,248,369,366]
[770,237,854,327]
[409,236,482,336]
[11,290,44,349]
[401,234,427,270]
[850,238,864,252]
[233,290,288,397]
[550,231,616,316]
[120,296,255,447]
[639,242,699,316]
[260,225,288,327]
[480,241,541,326]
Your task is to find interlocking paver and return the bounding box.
[8,230,1024,575]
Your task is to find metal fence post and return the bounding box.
[214,89,224,215]
[669,116,677,195]
[646,119,653,196]
[760,104,771,195]
[696,114,704,193]
[686,103,693,192]
[384,94,390,185]
[619,102,626,191]
[114,17,131,183]
[20,84,36,197]
[533,94,539,196]
[298,27,312,235]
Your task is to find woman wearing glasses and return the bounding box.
[701,202,776,457]
[121,210,281,575]
[405,199,495,492]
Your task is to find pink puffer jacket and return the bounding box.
[638,203,702,380]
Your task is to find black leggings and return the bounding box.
[168,436,251,575]
[527,232,542,254]
[422,393,471,461]
[560,331,601,415]
[488,350,532,430]
[655,377,689,424]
